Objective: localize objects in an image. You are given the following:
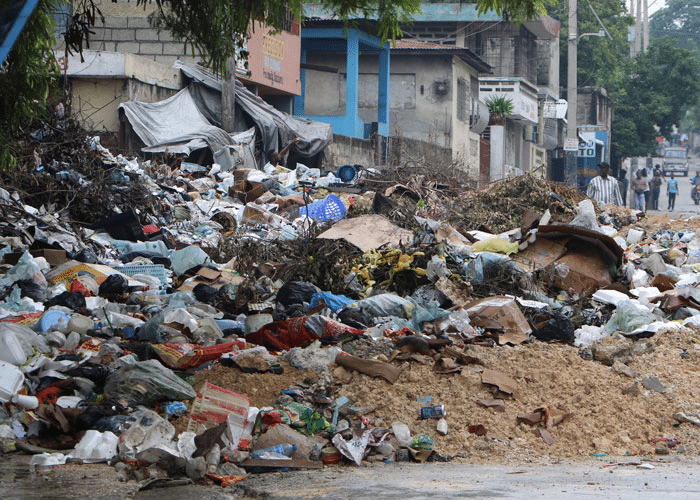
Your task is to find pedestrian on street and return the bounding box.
[691,170,700,197]
[667,173,678,210]
[586,162,622,206]
[641,168,652,211]
[619,169,629,207]
[632,169,649,212]
[650,166,664,210]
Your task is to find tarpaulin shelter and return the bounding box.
[118,61,333,169]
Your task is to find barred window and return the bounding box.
[457,78,468,122]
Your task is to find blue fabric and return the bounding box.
[309,291,354,312]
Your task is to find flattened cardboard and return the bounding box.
[318,215,414,253]
[334,352,402,384]
[481,368,524,402]
[465,295,531,345]
[512,237,567,273]
[177,266,245,291]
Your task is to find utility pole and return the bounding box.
[221,56,236,133]
[635,0,642,55]
[629,0,636,56]
[565,0,578,185]
[643,0,649,51]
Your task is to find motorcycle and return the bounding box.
[694,184,700,205]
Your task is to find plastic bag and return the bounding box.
[12,279,46,302]
[276,281,321,307]
[104,360,196,407]
[309,291,354,313]
[45,291,86,311]
[117,407,176,459]
[603,300,654,335]
[170,245,211,276]
[284,341,342,372]
[98,274,129,295]
[462,252,522,283]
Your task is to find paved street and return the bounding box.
[4,453,700,500]
[626,156,700,217]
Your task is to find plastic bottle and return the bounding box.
[250,443,296,459]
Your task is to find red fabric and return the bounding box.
[69,278,90,297]
[142,224,159,234]
[246,316,365,351]
[246,319,319,351]
[36,386,63,405]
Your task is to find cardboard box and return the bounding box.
[3,249,68,266]
[466,295,531,345]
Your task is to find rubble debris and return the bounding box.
[5,117,700,493]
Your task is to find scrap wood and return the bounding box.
[477,399,505,413]
[516,407,572,428]
[537,428,555,445]
[441,346,483,366]
[334,352,402,384]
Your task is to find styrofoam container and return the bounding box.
[0,361,25,403]
[0,331,26,366]
[69,430,118,463]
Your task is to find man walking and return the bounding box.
[667,173,678,211]
[650,167,664,210]
[632,169,649,212]
[586,162,623,206]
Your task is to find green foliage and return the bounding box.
[610,38,700,162]
[137,0,422,76]
[649,0,700,53]
[485,95,514,118]
[650,0,700,134]
[475,0,547,22]
[0,0,64,171]
[547,0,633,90]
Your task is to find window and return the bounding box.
[457,78,468,122]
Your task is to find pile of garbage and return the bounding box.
[4,120,700,490]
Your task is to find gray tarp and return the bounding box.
[173,60,333,164]
[118,87,257,170]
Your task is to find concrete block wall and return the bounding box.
[53,2,203,66]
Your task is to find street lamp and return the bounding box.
[578,29,606,41]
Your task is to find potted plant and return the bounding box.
[485,95,514,126]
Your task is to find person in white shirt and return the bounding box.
[586,162,623,206]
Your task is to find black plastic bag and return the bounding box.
[99,274,129,295]
[72,247,99,264]
[528,309,575,344]
[12,279,46,302]
[276,281,320,307]
[45,291,86,311]
[193,283,219,303]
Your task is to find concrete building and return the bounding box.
[297,33,490,180]
[395,3,562,180]
[53,0,301,148]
